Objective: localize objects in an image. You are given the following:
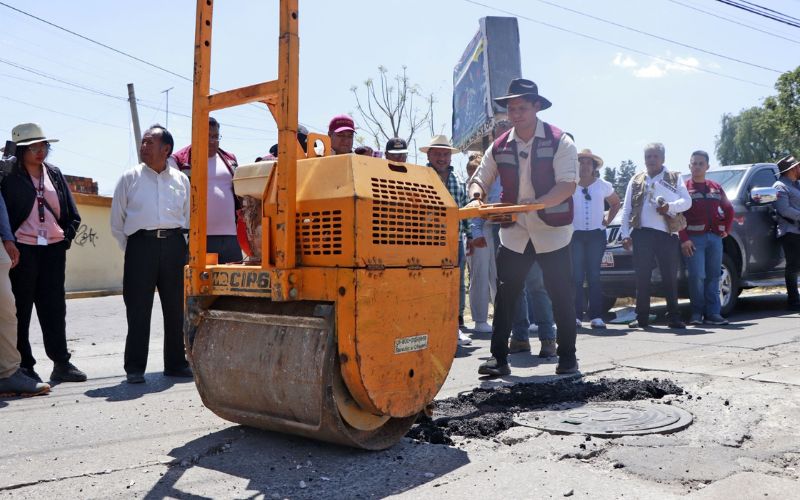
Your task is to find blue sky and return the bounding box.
[1,0,798,194]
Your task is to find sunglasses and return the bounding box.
[582,187,591,201]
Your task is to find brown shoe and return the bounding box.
[538,339,557,358]
[508,339,531,353]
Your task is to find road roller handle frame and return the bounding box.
[184,0,544,450]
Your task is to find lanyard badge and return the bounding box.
[35,173,48,246]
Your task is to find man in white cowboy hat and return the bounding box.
[420,134,472,346]
[467,78,580,376]
[571,148,620,330]
[773,155,800,311]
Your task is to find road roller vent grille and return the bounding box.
[370,178,447,246]
[296,210,343,255]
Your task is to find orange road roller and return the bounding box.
[183,0,539,449]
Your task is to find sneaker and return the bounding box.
[457,329,472,346]
[527,323,539,333]
[472,321,493,333]
[126,373,146,384]
[20,367,42,383]
[163,366,194,378]
[575,318,582,328]
[689,314,703,325]
[704,314,729,325]
[590,318,606,329]
[628,319,648,329]
[555,358,580,375]
[477,358,511,377]
[538,339,557,358]
[50,362,87,383]
[667,319,686,329]
[508,338,531,353]
[0,369,51,397]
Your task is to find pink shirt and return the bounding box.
[15,171,65,245]
[206,155,236,236]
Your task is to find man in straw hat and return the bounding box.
[773,155,800,311]
[420,134,472,346]
[467,78,580,376]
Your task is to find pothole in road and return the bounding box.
[407,378,685,445]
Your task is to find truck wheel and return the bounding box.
[719,254,740,317]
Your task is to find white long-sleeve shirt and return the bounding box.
[110,163,191,251]
[469,120,578,254]
[620,167,691,239]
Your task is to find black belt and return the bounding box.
[133,228,185,239]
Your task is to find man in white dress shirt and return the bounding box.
[467,78,579,377]
[110,125,192,384]
[620,143,692,329]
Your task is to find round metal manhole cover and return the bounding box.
[513,402,693,437]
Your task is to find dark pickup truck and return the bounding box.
[599,162,786,316]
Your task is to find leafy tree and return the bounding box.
[350,66,435,159]
[604,160,638,199]
[715,66,800,165]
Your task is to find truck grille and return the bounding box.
[606,225,621,245]
[370,178,447,246]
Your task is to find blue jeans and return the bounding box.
[458,237,466,322]
[571,229,607,320]
[685,233,723,316]
[510,261,555,342]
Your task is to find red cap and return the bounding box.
[328,114,355,134]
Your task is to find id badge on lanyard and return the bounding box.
[35,173,48,246]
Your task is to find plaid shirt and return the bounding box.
[430,164,469,238]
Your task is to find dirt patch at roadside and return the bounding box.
[407,378,684,445]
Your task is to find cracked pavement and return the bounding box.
[0,292,798,499]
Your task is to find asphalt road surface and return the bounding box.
[1,291,798,499]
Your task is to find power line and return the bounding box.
[530,0,784,73]
[462,0,772,88]
[665,0,800,45]
[0,1,325,134]
[739,0,800,23]
[0,95,129,130]
[715,0,800,28]
[0,1,193,83]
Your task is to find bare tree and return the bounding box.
[350,65,435,153]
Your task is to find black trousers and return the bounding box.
[491,241,577,365]
[9,241,71,369]
[632,228,680,321]
[207,235,242,264]
[779,232,800,305]
[123,231,189,375]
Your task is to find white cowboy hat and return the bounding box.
[577,148,604,168]
[419,134,459,154]
[11,123,59,147]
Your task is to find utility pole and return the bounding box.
[161,87,174,129]
[127,83,142,163]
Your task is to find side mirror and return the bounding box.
[750,186,778,205]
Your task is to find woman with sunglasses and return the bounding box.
[0,123,85,383]
[571,149,621,329]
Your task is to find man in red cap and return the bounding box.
[328,115,355,155]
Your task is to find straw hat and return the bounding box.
[419,134,459,153]
[578,148,603,168]
[11,123,59,146]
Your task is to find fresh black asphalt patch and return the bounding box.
[407,378,684,445]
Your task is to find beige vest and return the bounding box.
[629,170,687,234]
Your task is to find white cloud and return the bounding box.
[613,53,702,79]
[612,53,638,69]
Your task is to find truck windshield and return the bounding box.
[706,170,745,195]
